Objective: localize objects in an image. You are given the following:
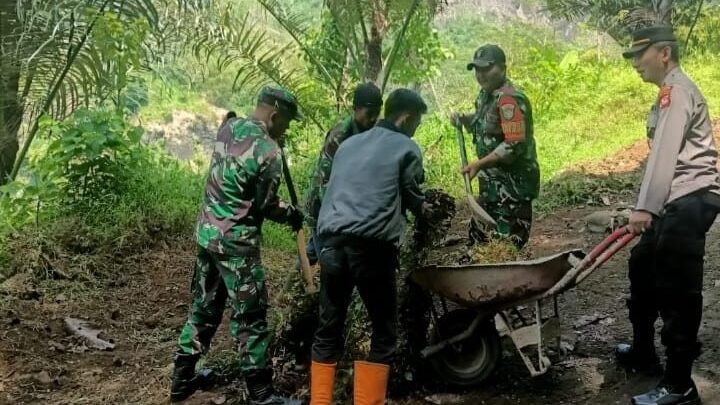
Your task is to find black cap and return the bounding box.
[466,44,506,70]
[622,25,677,59]
[353,82,383,108]
[257,86,303,121]
[384,88,428,118]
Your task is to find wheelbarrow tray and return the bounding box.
[411,249,585,310]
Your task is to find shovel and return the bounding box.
[280,149,316,294]
[455,124,497,228]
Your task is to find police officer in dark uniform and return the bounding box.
[618,25,720,405]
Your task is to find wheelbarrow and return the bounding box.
[410,227,636,386]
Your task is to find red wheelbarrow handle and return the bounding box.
[541,226,636,298]
[587,226,635,266]
[575,226,636,284]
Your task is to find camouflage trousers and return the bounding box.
[469,199,533,248]
[177,246,270,372]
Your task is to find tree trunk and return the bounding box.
[364,27,383,83]
[0,72,22,186]
[364,1,387,83]
[0,3,22,186]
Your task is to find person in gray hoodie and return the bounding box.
[308,88,432,405]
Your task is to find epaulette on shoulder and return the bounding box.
[494,85,516,98]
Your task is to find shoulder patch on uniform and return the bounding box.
[500,103,515,120]
[659,85,672,109]
[497,95,525,143]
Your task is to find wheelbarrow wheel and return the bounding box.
[429,309,501,386]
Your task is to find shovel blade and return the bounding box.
[467,195,497,227]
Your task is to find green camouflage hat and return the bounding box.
[258,86,303,121]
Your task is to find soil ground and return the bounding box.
[3,125,720,405]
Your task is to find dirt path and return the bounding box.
[3,125,720,405]
[4,204,720,405]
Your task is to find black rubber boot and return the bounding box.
[631,380,701,405]
[293,350,310,372]
[615,343,663,375]
[617,297,662,375]
[170,352,215,402]
[246,369,301,405]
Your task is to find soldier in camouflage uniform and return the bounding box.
[170,87,304,405]
[453,44,540,248]
[283,84,383,373]
[302,82,383,263]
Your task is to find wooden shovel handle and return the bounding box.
[296,228,316,294]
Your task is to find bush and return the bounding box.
[0,109,207,279]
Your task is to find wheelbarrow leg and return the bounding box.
[496,299,554,377]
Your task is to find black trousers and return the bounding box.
[627,190,720,385]
[311,234,399,365]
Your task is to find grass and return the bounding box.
[2,12,720,400]
[3,16,720,277]
[415,17,720,209]
[137,77,216,123]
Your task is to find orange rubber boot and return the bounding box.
[310,361,336,405]
[353,361,390,405]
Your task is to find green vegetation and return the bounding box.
[2,1,720,282]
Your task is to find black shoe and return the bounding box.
[246,368,301,405]
[631,382,701,405]
[170,353,216,402]
[292,346,311,372]
[616,343,663,375]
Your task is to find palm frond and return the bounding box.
[542,0,711,43]
[380,0,422,92]
[4,0,211,180]
[190,8,327,132]
[256,0,337,90]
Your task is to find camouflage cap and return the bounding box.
[257,86,303,121]
[622,25,677,59]
[467,44,506,70]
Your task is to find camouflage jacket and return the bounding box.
[468,79,540,203]
[195,117,292,255]
[304,115,360,227]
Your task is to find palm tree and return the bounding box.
[1,0,446,185]
[253,0,445,109]
[0,0,213,185]
[541,0,706,43]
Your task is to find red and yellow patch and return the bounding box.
[658,85,672,109]
[497,95,525,142]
